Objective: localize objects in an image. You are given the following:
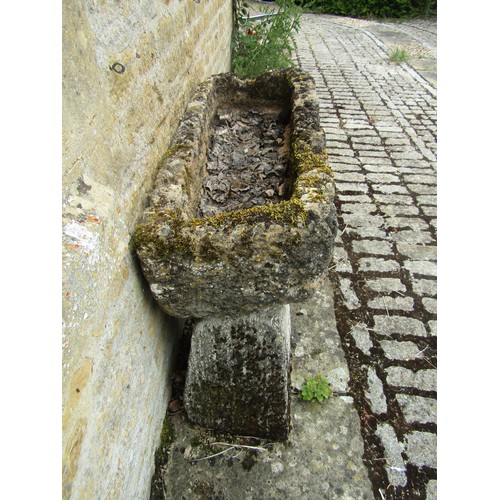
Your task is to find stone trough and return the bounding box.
[135,69,337,440]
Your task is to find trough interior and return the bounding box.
[199,100,292,218]
[182,87,295,221]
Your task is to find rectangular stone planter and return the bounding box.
[135,69,338,319]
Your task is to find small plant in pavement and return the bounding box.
[388,46,410,64]
[299,374,332,402]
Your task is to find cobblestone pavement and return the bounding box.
[295,13,437,500]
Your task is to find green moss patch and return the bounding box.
[150,413,175,499]
[135,197,308,261]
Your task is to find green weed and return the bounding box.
[299,374,332,402]
[388,46,410,64]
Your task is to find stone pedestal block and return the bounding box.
[184,305,291,440]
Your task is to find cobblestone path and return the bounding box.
[295,14,437,500]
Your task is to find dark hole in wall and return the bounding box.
[170,318,195,407]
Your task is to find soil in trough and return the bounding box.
[198,103,291,218]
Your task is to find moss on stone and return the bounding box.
[134,138,335,265]
[198,234,220,262]
[153,412,175,470]
[134,211,189,258]
[134,197,308,261]
[291,140,333,179]
[160,143,191,164]
[149,412,176,499]
[134,138,336,263]
[181,166,193,196]
[288,141,334,206]
[191,197,307,229]
[307,192,328,203]
[285,230,302,246]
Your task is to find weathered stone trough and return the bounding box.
[135,69,337,440]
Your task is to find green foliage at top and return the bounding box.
[292,0,436,18]
[299,374,332,402]
[232,0,301,78]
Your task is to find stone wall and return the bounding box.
[62,0,232,497]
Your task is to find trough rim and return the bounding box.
[135,68,335,248]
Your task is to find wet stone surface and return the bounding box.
[199,106,291,217]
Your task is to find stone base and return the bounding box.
[184,305,291,440]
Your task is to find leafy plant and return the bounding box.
[299,374,332,402]
[388,46,410,64]
[232,0,301,78]
[291,0,436,19]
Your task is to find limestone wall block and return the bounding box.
[62,0,232,497]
